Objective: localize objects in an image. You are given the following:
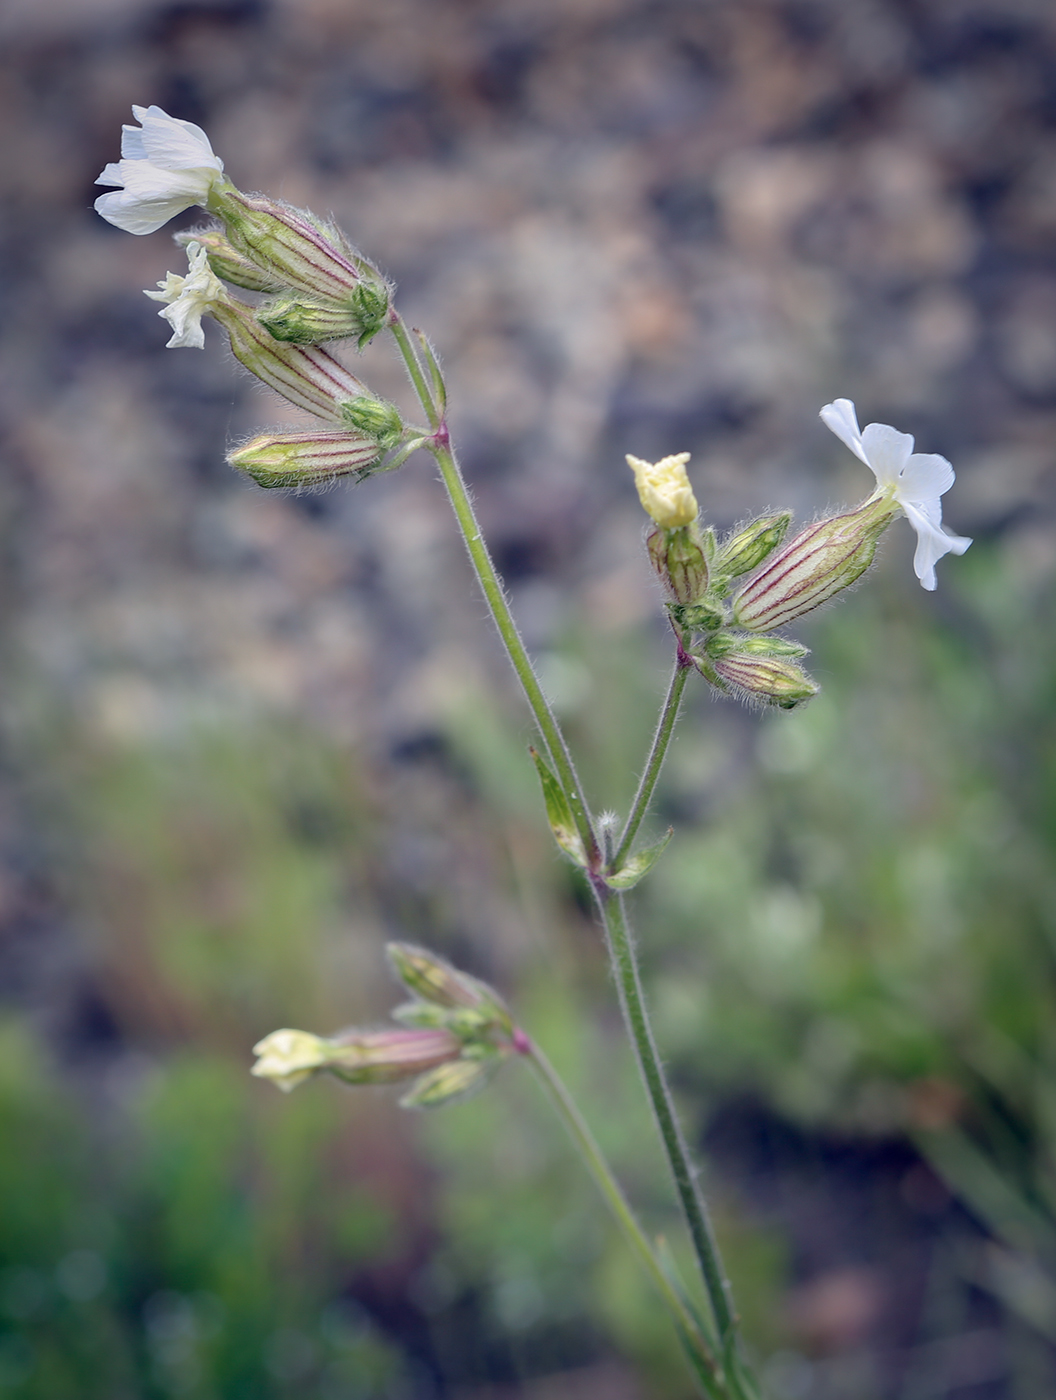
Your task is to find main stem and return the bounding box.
[429,436,597,861]
[389,315,749,1390]
[391,316,596,863]
[595,888,737,1347]
[526,1040,721,1392]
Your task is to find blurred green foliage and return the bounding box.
[3,534,1055,1393]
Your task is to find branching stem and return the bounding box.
[387,310,754,1398]
[524,1038,722,1394]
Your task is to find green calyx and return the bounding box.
[717,512,792,580]
[257,280,391,349]
[667,599,727,633]
[647,522,711,605]
[339,396,404,451]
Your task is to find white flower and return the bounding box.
[95,104,225,236]
[144,241,226,348]
[820,398,972,590]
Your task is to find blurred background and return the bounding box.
[1,0,1055,1395]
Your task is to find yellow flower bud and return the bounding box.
[250,1029,330,1093]
[627,453,698,529]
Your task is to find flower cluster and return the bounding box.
[630,404,970,707]
[252,944,522,1108]
[96,105,405,489]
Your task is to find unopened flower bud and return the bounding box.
[391,1001,495,1036]
[210,188,370,307]
[627,453,698,529]
[208,297,371,424]
[647,524,710,605]
[699,651,819,709]
[400,1057,496,1109]
[250,1029,331,1092]
[733,497,895,633]
[340,396,404,450]
[175,227,283,292]
[257,278,390,349]
[718,513,792,579]
[387,943,510,1028]
[228,430,383,488]
[722,634,808,659]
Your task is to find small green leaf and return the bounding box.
[529,747,587,867]
[606,828,674,890]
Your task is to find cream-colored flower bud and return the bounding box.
[251,1029,331,1093]
[627,453,698,529]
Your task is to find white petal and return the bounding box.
[160,301,206,348]
[125,105,223,174]
[144,270,186,303]
[897,451,954,504]
[145,241,224,347]
[94,187,197,235]
[94,161,219,234]
[902,500,972,590]
[819,399,868,464]
[95,162,125,188]
[860,422,914,489]
[120,125,147,161]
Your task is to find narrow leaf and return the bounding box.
[529,747,587,867]
[606,828,674,890]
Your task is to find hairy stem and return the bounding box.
[390,314,597,863]
[595,889,740,1356]
[525,1038,722,1394]
[389,314,440,430]
[612,652,691,871]
[389,308,752,1396]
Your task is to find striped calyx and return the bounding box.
[208,298,371,423]
[227,431,383,488]
[732,497,895,633]
[210,188,382,310]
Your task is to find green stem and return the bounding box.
[525,1040,722,1394]
[388,306,751,1394]
[389,314,440,430]
[596,889,739,1354]
[389,315,597,862]
[612,653,691,872]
